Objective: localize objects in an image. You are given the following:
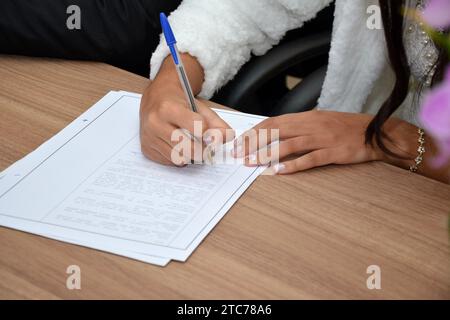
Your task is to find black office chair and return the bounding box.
[212,5,334,117]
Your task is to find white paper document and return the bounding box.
[0,91,266,266]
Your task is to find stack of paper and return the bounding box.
[0,91,266,266]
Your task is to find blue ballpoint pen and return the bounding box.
[160,13,219,164]
[160,12,198,113]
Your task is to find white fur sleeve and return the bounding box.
[150,0,333,99]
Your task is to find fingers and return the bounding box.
[233,118,279,158]
[141,138,178,166]
[244,135,326,166]
[170,127,205,164]
[159,100,235,148]
[141,119,199,165]
[140,88,254,166]
[270,149,334,175]
[197,102,235,144]
[233,114,318,158]
[140,82,236,166]
[143,107,205,163]
[161,102,207,140]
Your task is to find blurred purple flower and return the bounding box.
[419,66,450,166]
[422,0,450,29]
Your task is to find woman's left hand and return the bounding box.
[232,110,418,175]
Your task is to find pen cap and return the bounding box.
[160,12,179,65]
[160,13,176,46]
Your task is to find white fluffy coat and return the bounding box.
[150,0,414,122]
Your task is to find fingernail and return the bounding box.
[272,163,285,175]
[204,145,216,165]
[247,153,258,164]
[176,158,187,167]
[232,138,243,157]
[233,144,244,158]
[234,137,242,147]
[204,134,214,146]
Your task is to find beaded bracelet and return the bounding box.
[409,128,426,173]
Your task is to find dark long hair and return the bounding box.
[365,0,448,156]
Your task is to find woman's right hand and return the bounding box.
[139,55,234,166]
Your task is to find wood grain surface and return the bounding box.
[0,55,449,299]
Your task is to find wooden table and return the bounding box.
[0,55,449,299]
